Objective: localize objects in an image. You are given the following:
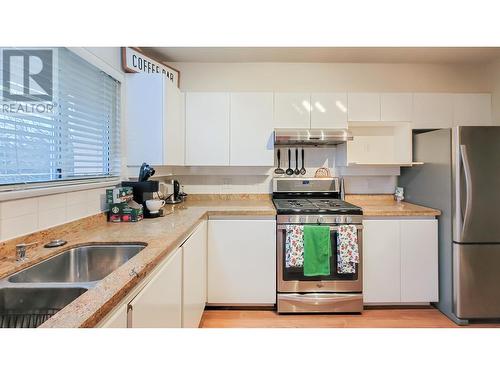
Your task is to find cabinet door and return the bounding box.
[128,249,182,328]
[380,93,413,122]
[453,93,492,126]
[348,93,381,121]
[208,218,276,304]
[310,93,348,128]
[363,220,401,303]
[185,92,230,165]
[413,93,453,128]
[230,93,274,166]
[164,82,185,165]
[99,304,128,328]
[400,220,439,303]
[126,74,164,166]
[182,221,208,328]
[274,93,311,128]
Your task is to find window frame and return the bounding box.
[0,47,125,197]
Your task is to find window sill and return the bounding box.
[0,179,120,202]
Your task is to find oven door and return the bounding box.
[277,224,363,293]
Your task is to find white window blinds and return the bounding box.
[0,48,120,186]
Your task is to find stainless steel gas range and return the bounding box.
[273,177,364,313]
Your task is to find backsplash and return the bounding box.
[0,187,109,242]
[154,147,399,195]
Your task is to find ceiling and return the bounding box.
[143,47,500,64]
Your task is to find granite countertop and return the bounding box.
[345,195,441,217]
[0,197,275,328]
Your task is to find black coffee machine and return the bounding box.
[122,163,161,218]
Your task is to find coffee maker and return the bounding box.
[122,163,162,218]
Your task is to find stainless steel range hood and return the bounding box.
[274,128,353,146]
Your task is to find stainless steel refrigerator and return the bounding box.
[399,126,500,324]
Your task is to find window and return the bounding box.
[0,47,120,187]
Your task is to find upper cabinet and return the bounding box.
[380,93,413,122]
[185,92,230,166]
[412,93,453,128]
[230,93,275,166]
[338,122,413,166]
[348,93,381,121]
[453,93,492,126]
[310,93,348,129]
[126,74,184,166]
[273,92,311,128]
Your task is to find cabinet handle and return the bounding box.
[126,304,133,328]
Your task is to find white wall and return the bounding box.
[169,62,490,92]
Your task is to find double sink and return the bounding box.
[0,243,146,328]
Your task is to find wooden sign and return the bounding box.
[122,47,180,87]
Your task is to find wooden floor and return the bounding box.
[200,307,500,328]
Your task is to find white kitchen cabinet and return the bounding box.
[380,93,413,122]
[337,122,412,166]
[310,92,348,128]
[128,249,182,328]
[126,73,184,166]
[453,93,492,126]
[185,92,230,166]
[400,220,439,303]
[99,304,128,328]
[208,217,276,304]
[413,93,453,128]
[348,93,381,121]
[230,93,275,166]
[363,218,438,304]
[363,220,401,303]
[182,221,208,328]
[274,93,311,128]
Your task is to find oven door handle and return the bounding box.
[277,224,363,231]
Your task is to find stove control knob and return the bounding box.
[299,217,306,224]
[345,216,353,224]
[335,216,343,224]
[317,216,325,224]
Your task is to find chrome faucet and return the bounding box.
[16,242,38,262]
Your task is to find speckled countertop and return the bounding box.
[345,194,441,217]
[0,197,275,328]
[0,194,439,328]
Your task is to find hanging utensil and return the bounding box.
[294,148,300,175]
[286,148,294,176]
[300,148,306,175]
[274,149,285,175]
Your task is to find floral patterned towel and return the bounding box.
[285,225,304,268]
[337,225,359,274]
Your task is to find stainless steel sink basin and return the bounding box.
[8,243,146,283]
[0,287,87,328]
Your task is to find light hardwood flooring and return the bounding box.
[200,307,500,328]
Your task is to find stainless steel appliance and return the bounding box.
[399,126,500,324]
[273,177,364,313]
[274,128,353,146]
[165,179,182,204]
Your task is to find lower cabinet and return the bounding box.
[207,217,276,305]
[363,218,438,304]
[99,303,128,328]
[182,221,208,328]
[128,248,183,328]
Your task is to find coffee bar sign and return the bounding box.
[122,47,179,87]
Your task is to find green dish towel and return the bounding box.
[303,225,332,276]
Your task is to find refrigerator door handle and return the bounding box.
[460,144,473,235]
